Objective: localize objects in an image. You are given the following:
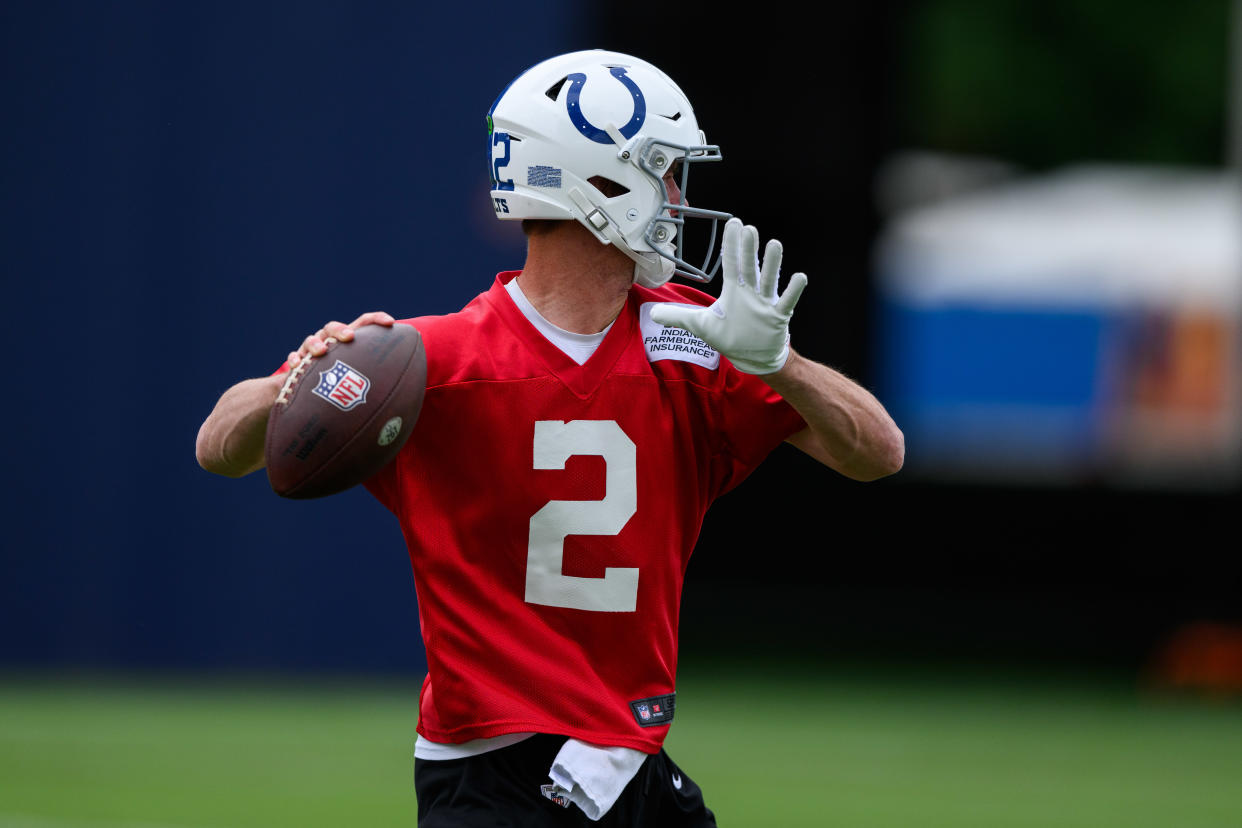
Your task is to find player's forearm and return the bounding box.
[765,349,904,481]
[195,374,284,477]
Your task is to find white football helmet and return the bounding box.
[487,49,731,288]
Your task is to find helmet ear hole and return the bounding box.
[588,176,630,198]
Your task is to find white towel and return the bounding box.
[547,738,649,821]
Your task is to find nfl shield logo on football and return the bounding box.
[313,360,370,411]
[637,703,651,721]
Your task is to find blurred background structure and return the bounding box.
[598,0,1242,684]
[2,1,1241,826]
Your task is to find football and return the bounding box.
[264,322,426,499]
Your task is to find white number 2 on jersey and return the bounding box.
[525,420,638,612]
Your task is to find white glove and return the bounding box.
[649,217,807,374]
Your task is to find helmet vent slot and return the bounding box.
[545,77,568,101]
[661,112,682,122]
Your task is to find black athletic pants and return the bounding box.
[415,733,717,827]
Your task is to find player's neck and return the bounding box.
[518,223,632,334]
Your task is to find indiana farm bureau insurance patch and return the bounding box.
[639,303,720,370]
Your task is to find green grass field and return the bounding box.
[2,661,1240,827]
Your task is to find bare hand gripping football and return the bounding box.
[264,322,427,499]
[649,217,807,374]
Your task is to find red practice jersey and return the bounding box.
[364,272,805,753]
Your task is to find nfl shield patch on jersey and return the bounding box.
[630,693,675,727]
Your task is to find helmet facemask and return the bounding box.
[635,138,729,287]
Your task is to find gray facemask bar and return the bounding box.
[638,139,732,282]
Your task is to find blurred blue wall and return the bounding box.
[1,1,593,675]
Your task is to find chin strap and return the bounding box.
[632,255,674,288]
[566,187,673,288]
[567,186,615,240]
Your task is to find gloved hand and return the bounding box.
[650,217,807,374]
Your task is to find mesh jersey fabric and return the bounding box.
[364,271,806,752]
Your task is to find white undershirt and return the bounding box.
[504,276,611,364]
[413,730,536,760]
[414,276,645,820]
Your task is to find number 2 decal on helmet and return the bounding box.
[564,67,646,145]
[491,130,514,191]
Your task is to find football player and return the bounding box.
[196,49,904,826]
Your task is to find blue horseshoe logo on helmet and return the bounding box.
[565,67,646,145]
